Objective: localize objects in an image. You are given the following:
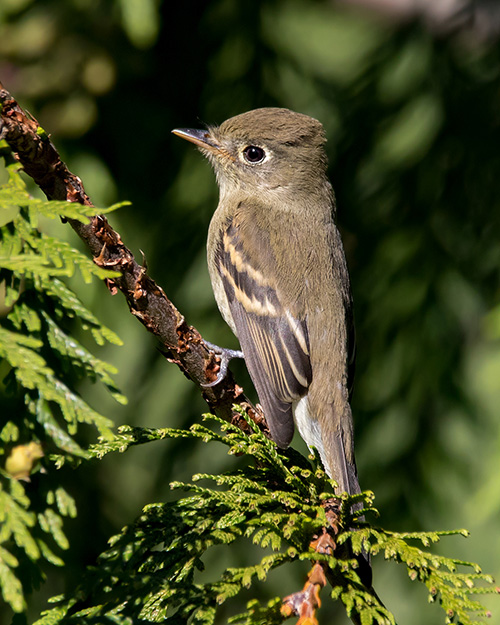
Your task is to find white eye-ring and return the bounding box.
[242,145,266,164]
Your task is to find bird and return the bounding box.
[172,107,360,497]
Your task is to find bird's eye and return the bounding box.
[242,145,266,163]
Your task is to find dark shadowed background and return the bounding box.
[1,0,500,623]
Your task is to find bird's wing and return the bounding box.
[215,219,312,448]
[347,314,356,399]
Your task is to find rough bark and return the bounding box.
[0,82,266,434]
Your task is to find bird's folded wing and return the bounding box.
[216,219,312,447]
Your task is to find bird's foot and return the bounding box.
[202,341,244,387]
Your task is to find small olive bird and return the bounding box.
[173,108,360,497]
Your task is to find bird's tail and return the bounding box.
[293,397,371,584]
[293,397,360,496]
[325,426,361,497]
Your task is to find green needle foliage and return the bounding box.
[0,157,125,614]
[34,413,497,625]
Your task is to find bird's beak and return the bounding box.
[172,127,222,155]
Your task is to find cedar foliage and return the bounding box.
[35,413,498,624]
[0,159,123,614]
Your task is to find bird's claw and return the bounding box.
[202,341,244,387]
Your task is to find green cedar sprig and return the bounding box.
[0,160,124,614]
[33,412,497,625]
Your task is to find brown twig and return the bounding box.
[282,499,340,625]
[282,562,327,625]
[281,498,384,625]
[0,82,266,433]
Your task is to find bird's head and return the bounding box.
[173,107,329,200]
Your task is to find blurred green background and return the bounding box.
[2,0,500,623]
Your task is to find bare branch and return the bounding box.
[0,82,266,434]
